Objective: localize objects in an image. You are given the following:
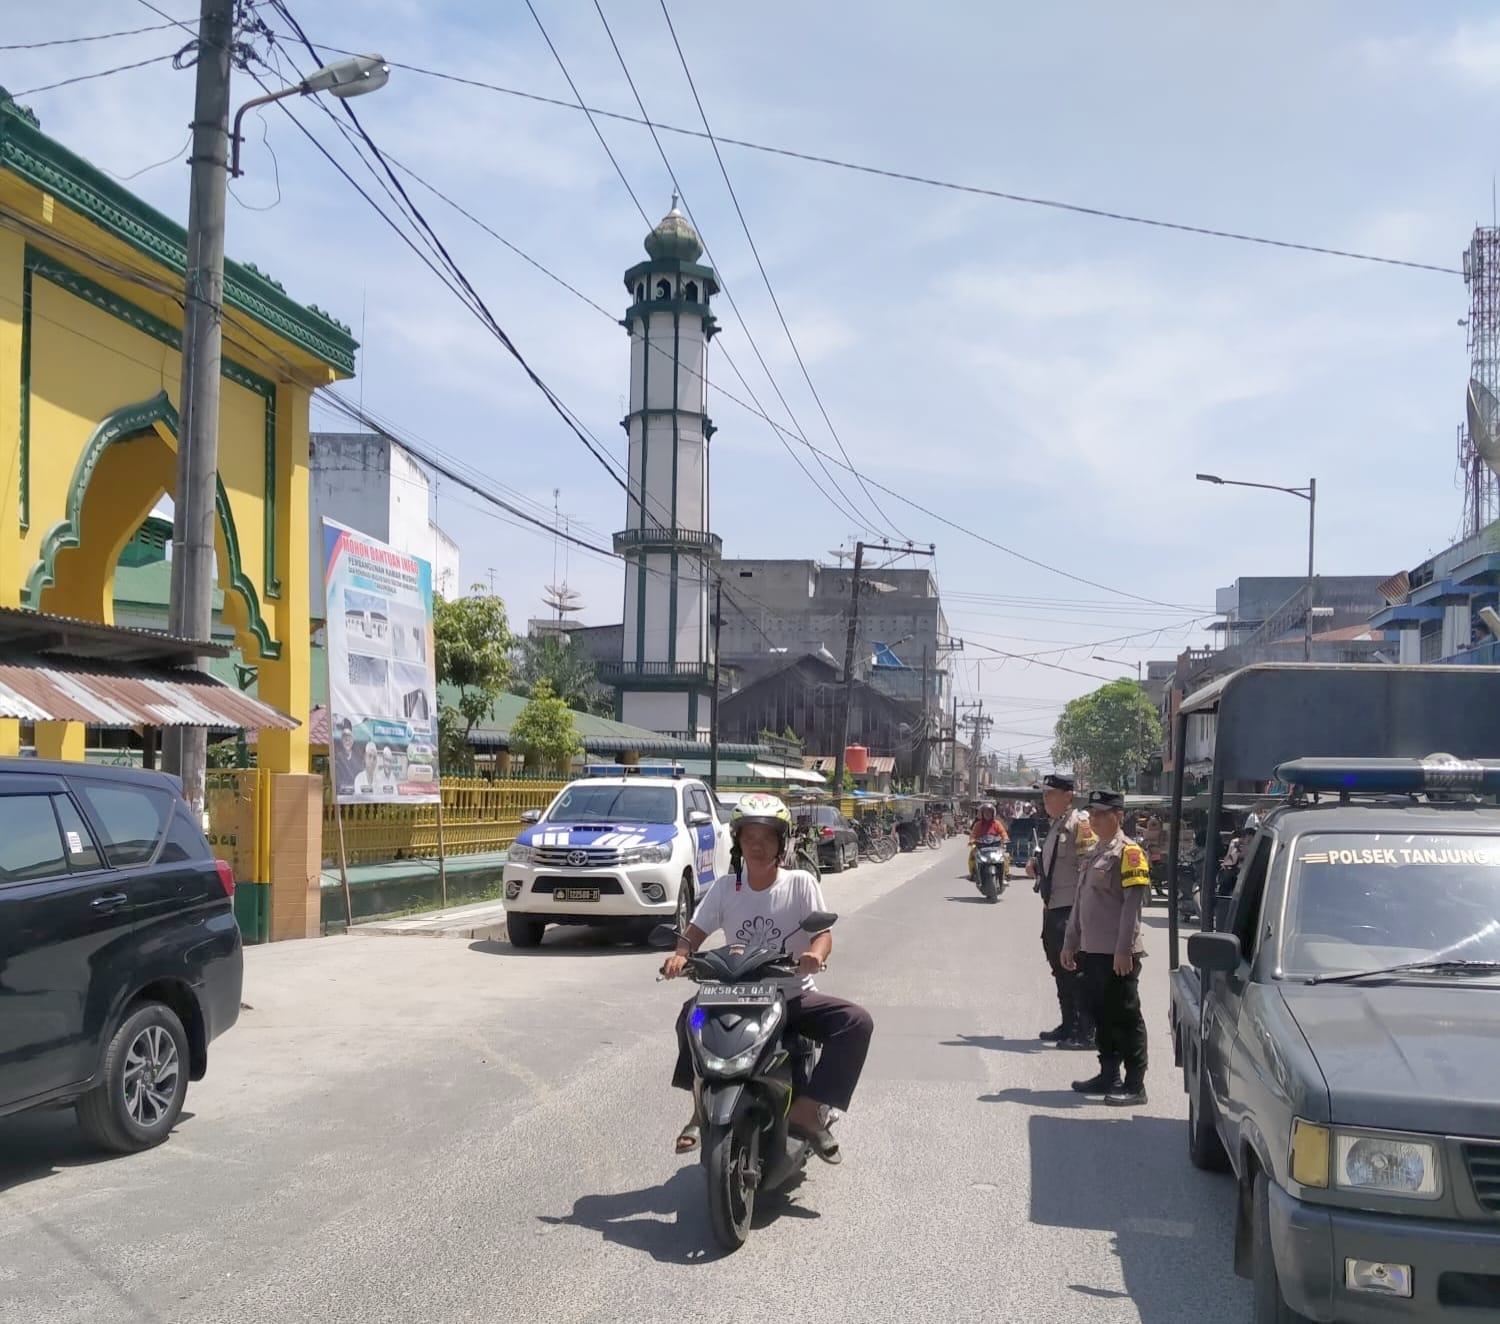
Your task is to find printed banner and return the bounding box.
[323,519,439,805]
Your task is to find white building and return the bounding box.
[604,197,721,736]
[308,433,461,613]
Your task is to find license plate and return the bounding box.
[696,984,776,1007]
[554,887,599,903]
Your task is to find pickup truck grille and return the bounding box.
[532,845,622,868]
[1463,1141,1500,1213]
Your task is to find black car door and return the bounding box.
[0,779,120,1109]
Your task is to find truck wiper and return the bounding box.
[1308,958,1500,985]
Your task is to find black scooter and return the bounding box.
[654,911,837,1251]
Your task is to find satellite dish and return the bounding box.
[1465,377,1500,480]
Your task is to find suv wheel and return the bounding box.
[506,913,547,948]
[77,1002,190,1153]
[675,871,695,933]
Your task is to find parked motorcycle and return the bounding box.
[654,910,839,1251]
[971,834,1008,902]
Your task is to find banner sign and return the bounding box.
[323,519,439,804]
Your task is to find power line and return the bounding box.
[653,0,906,537]
[1,20,181,50]
[9,51,179,97]
[305,49,1463,278]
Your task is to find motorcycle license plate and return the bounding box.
[696,984,776,1007]
[555,887,599,902]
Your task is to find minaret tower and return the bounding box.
[609,196,721,736]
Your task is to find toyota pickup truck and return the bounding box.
[1165,664,1500,1323]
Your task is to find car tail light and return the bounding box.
[214,859,236,899]
[820,826,835,838]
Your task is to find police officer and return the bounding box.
[1027,774,1096,1049]
[1062,789,1150,1105]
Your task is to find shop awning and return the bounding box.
[745,760,827,784]
[0,654,297,729]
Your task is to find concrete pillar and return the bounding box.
[268,773,322,940]
[36,720,84,761]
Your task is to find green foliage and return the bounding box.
[1051,679,1162,790]
[517,633,611,715]
[509,679,584,771]
[434,586,514,755]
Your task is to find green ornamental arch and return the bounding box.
[22,390,281,659]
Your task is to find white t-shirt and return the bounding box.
[690,867,827,996]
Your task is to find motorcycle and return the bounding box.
[970,834,1008,902]
[654,910,839,1251]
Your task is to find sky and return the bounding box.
[7,1,1500,770]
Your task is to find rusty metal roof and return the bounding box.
[0,655,297,729]
[0,604,227,662]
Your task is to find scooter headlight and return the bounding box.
[690,998,784,1075]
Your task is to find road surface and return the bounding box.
[0,842,1249,1323]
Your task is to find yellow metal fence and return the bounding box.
[325,777,567,866]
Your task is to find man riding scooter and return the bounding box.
[968,802,1009,880]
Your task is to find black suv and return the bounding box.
[0,761,242,1152]
[800,805,860,873]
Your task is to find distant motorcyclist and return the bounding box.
[969,802,1009,844]
[662,793,874,1163]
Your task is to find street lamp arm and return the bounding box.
[1195,473,1311,500]
[230,85,299,177]
[230,55,388,177]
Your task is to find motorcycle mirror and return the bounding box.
[647,923,681,950]
[799,910,838,933]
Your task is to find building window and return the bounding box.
[635,282,645,303]
[1419,623,1442,663]
[684,281,698,303]
[655,278,671,300]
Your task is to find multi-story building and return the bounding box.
[1367,520,1500,664]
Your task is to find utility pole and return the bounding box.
[164,0,234,814]
[955,699,981,797]
[918,645,931,791]
[832,540,935,795]
[709,577,722,792]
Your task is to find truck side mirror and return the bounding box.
[686,810,712,827]
[520,809,541,824]
[1188,931,1243,972]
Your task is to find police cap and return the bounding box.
[1041,773,1075,792]
[1087,789,1125,811]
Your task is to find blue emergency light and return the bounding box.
[1274,756,1500,795]
[583,763,686,778]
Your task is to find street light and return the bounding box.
[1196,472,1317,661]
[1093,655,1143,683]
[1095,656,1147,788]
[231,55,390,176]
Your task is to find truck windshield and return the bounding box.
[547,785,677,825]
[1281,832,1500,977]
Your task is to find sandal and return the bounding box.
[789,1121,843,1165]
[674,1120,701,1154]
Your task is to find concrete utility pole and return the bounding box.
[165,0,234,814]
[831,540,935,795]
[918,645,930,791]
[709,577,722,792]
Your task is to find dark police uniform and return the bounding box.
[1035,773,1096,1046]
[1064,789,1150,1101]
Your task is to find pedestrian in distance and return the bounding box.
[1062,789,1151,1106]
[1026,774,1097,1051]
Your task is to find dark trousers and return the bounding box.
[1078,953,1147,1087]
[673,992,874,1112]
[1041,906,1092,1038]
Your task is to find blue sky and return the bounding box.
[8,1,1500,767]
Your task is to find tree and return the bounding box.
[1051,679,1162,791]
[434,586,514,770]
[516,633,611,716]
[508,679,583,772]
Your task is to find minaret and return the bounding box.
[609,196,721,736]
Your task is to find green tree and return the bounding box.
[1051,679,1162,790]
[434,585,514,770]
[516,633,611,716]
[509,679,583,772]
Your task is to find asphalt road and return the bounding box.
[0,842,1250,1323]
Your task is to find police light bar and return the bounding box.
[1274,756,1500,795]
[582,763,685,778]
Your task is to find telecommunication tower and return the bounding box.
[1458,229,1500,536]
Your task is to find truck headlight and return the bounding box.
[1291,1120,1441,1198]
[507,843,533,864]
[621,842,672,864]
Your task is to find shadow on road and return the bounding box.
[980,1087,1085,1108]
[538,1165,817,1263]
[1027,1112,1239,1317]
[944,895,1005,905]
[0,1106,192,1194]
[941,1033,1050,1056]
[467,930,654,960]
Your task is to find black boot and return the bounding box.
[1061,1019,1096,1051]
[1039,1024,1068,1042]
[1072,1059,1121,1095]
[1105,1079,1148,1107]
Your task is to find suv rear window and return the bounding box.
[0,794,67,883]
[74,780,172,867]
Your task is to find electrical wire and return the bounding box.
[298,47,1463,278]
[9,51,178,97]
[653,0,906,537]
[1,21,182,50]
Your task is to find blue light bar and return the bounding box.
[1274,756,1500,794]
[582,763,685,778]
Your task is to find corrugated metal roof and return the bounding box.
[0,655,297,729]
[0,604,227,661]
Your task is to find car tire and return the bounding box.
[506,913,546,948]
[1187,1055,1232,1172]
[826,844,845,874]
[675,871,695,934]
[77,1001,190,1154]
[848,842,859,870]
[1252,1169,1315,1323]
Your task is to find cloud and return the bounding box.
[1356,17,1500,90]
